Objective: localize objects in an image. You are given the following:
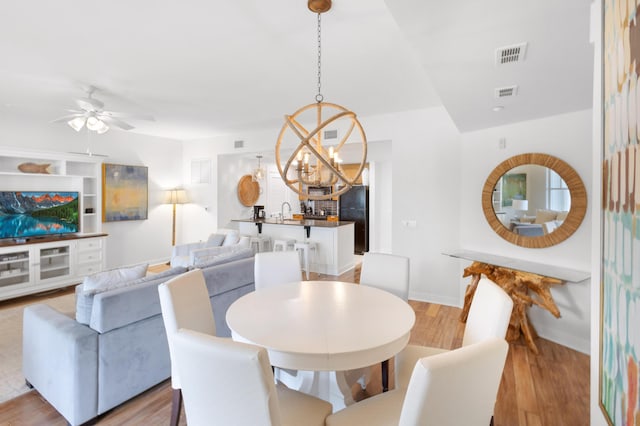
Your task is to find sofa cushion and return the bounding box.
[206,233,227,247]
[80,264,149,295]
[89,267,187,333]
[76,266,187,326]
[200,256,255,298]
[222,231,240,246]
[192,247,254,269]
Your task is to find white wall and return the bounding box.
[0,112,184,268]
[360,107,462,305]
[460,109,593,354]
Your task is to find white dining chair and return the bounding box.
[171,329,333,426]
[346,252,410,392]
[359,252,410,300]
[254,251,302,290]
[395,277,513,389]
[158,269,216,426]
[254,250,305,388]
[326,337,509,426]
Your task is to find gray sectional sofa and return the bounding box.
[22,248,255,426]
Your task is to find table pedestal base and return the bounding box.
[275,369,357,412]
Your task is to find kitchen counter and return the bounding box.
[233,218,355,276]
[233,218,353,228]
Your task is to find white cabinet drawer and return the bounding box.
[78,251,102,264]
[78,238,103,251]
[77,263,102,276]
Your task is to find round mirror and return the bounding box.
[481,153,587,248]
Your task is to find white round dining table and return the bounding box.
[226,280,415,409]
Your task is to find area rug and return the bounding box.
[0,291,75,403]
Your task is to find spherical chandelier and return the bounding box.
[275,0,368,201]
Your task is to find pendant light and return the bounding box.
[252,155,265,182]
[275,0,368,201]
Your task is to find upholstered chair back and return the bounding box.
[158,269,216,390]
[462,278,514,347]
[172,329,283,426]
[359,252,410,301]
[254,251,302,290]
[399,338,509,426]
[172,329,332,425]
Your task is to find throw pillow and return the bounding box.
[206,233,227,247]
[80,263,148,295]
[556,211,569,221]
[222,231,240,246]
[534,209,558,224]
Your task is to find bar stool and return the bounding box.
[294,241,317,280]
[249,235,272,254]
[272,238,296,252]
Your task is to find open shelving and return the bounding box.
[0,147,103,235]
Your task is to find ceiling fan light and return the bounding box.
[68,116,86,132]
[96,122,109,134]
[86,116,101,130]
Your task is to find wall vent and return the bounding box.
[495,42,528,65]
[324,129,338,140]
[234,140,244,149]
[494,85,519,98]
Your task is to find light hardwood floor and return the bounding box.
[0,263,589,425]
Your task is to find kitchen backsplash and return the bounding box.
[301,199,337,216]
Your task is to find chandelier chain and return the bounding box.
[316,12,323,103]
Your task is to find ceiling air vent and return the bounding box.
[234,140,244,149]
[495,42,528,65]
[324,129,338,140]
[494,85,519,99]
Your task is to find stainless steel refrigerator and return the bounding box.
[339,185,369,254]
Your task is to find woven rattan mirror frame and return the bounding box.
[481,153,587,248]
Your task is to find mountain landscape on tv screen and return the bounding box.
[0,192,79,239]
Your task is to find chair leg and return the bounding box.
[381,359,389,392]
[490,415,494,426]
[170,388,182,426]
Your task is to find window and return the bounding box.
[546,169,570,211]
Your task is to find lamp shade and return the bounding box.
[512,199,528,211]
[68,116,86,132]
[166,189,188,204]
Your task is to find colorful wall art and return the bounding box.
[602,0,640,424]
[102,163,148,222]
[501,173,527,207]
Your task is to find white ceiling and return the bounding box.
[0,0,593,141]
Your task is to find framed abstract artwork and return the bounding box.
[501,173,526,208]
[602,0,640,424]
[102,163,148,222]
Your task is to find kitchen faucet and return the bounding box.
[281,201,291,221]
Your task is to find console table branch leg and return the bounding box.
[460,261,564,354]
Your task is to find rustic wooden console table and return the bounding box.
[444,250,590,353]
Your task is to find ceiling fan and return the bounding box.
[53,87,155,134]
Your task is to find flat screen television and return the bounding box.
[0,191,79,240]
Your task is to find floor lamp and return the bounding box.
[166,189,188,246]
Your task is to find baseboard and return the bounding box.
[408,291,461,308]
[535,328,590,355]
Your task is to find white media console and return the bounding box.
[0,234,107,301]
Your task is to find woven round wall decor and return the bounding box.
[237,174,260,206]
